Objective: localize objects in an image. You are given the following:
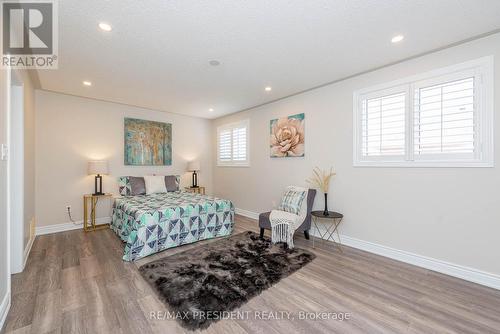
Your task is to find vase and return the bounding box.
[323,193,329,216]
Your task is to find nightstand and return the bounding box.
[83,193,113,232]
[184,186,206,195]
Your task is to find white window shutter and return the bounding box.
[232,127,247,161]
[414,77,475,156]
[218,129,232,162]
[362,92,406,157]
[217,120,249,166]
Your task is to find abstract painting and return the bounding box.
[270,113,305,157]
[124,118,172,165]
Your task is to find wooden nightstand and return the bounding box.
[184,186,206,195]
[83,193,113,232]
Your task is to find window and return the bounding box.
[353,57,493,167]
[217,120,249,166]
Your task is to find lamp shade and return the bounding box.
[88,160,109,175]
[187,160,200,171]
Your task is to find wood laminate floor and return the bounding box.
[3,215,500,334]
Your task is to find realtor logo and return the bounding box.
[1,0,58,69]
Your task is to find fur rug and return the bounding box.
[139,231,315,330]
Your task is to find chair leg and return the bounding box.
[259,228,265,239]
[304,230,310,240]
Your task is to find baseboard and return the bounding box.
[235,208,259,220]
[22,233,35,270]
[0,291,11,332]
[238,208,500,290]
[35,217,111,236]
[337,234,500,290]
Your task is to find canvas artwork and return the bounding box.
[270,113,305,158]
[124,118,172,165]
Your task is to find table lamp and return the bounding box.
[88,160,109,195]
[187,161,200,188]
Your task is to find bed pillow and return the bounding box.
[144,175,167,194]
[118,176,131,196]
[129,176,146,195]
[165,175,180,192]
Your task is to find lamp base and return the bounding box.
[94,174,104,196]
[191,171,199,188]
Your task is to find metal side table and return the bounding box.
[311,211,344,251]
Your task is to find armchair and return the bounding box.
[259,188,316,240]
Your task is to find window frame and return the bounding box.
[353,56,494,168]
[217,119,250,167]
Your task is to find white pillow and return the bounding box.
[144,175,167,195]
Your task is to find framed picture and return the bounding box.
[124,118,172,165]
[270,113,305,158]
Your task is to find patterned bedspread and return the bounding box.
[111,191,234,261]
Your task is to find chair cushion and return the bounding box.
[278,186,307,215]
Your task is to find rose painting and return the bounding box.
[270,113,305,158]
[124,118,172,165]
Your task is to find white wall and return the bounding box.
[35,90,213,228]
[212,33,500,277]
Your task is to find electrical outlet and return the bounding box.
[66,205,71,212]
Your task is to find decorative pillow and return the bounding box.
[129,176,146,195]
[118,176,131,196]
[144,175,167,194]
[278,186,307,215]
[165,175,180,192]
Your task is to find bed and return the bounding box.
[111,191,234,261]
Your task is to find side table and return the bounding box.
[311,211,344,251]
[83,193,113,232]
[184,186,206,195]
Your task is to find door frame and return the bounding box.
[8,69,25,274]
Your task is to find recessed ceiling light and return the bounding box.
[391,35,404,43]
[83,81,92,87]
[265,86,272,92]
[99,22,112,32]
[209,60,220,66]
[208,108,214,112]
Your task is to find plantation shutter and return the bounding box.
[413,77,475,156]
[217,120,249,165]
[232,126,247,161]
[218,129,232,162]
[362,92,406,157]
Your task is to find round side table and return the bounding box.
[311,211,344,251]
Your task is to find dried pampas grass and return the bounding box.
[306,167,336,193]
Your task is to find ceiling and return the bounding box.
[37,0,500,119]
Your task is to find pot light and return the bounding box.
[99,22,112,32]
[209,108,214,112]
[265,86,272,92]
[83,81,92,87]
[391,35,404,43]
